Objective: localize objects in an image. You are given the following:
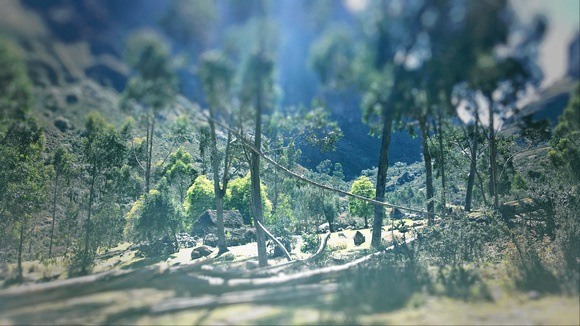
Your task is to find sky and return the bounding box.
[343,0,579,88]
[511,0,579,87]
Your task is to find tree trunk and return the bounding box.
[209,114,229,255]
[487,96,499,209]
[251,54,268,267]
[437,111,447,215]
[465,120,479,212]
[371,106,393,248]
[145,117,155,194]
[419,117,434,220]
[17,221,25,281]
[49,173,59,258]
[82,171,97,275]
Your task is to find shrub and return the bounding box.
[336,245,428,312]
[183,175,214,223]
[301,233,320,253]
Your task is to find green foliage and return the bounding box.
[309,24,356,89]
[549,85,580,181]
[183,175,214,222]
[225,174,272,225]
[158,148,198,202]
[72,112,128,274]
[0,38,48,274]
[159,0,217,48]
[348,176,375,227]
[133,185,184,244]
[0,38,33,122]
[124,30,177,108]
[300,233,320,254]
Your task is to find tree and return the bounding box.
[76,112,127,275]
[158,148,198,203]
[225,174,272,225]
[348,176,375,228]
[122,30,177,193]
[183,175,215,225]
[0,38,48,281]
[198,50,237,254]
[133,184,184,249]
[48,146,74,258]
[549,85,580,182]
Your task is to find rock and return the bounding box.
[390,208,404,219]
[353,231,365,246]
[65,93,78,105]
[338,232,347,238]
[245,260,259,270]
[267,237,292,258]
[54,116,72,132]
[203,234,218,247]
[243,229,256,243]
[318,222,329,234]
[397,171,415,185]
[190,245,214,260]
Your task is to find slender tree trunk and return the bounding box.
[49,173,59,258]
[465,120,479,212]
[208,105,229,254]
[371,106,393,248]
[487,96,499,209]
[82,171,97,275]
[17,220,26,281]
[251,54,268,267]
[419,117,435,220]
[145,117,155,193]
[437,111,447,215]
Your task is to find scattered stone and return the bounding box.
[338,232,347,238]
[65,93,78,105]
[318,222,329,234]
[190,245,214,260]
[203,234,218,247]
[353,231,365,246]
[267,237,292,258]
[528,290,541,300]
[245,260,259,270]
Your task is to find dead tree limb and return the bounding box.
[256,221,292,261]
[151,283,338,315]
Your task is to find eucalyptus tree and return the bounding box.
[48,146,74,258]
[0,39,48,281]
[122,30,178,193]
[198,50,237,254]
[76,112,127,275]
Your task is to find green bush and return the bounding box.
[301,233,320,253]
[225,173,272,224]
[183,175,214,223]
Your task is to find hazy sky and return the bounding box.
[344,0,579,88]
[511,0,579,87]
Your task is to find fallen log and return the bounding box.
[151,283,338,315]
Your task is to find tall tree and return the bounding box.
[48,146,74,258]
[0,39,48,281]
[198,50,237,254]
[77,112,127,275]
[122,30,177,193]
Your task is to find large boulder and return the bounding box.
[190,245,214,260]
[390,208,404,220]
[353,231,365,246]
